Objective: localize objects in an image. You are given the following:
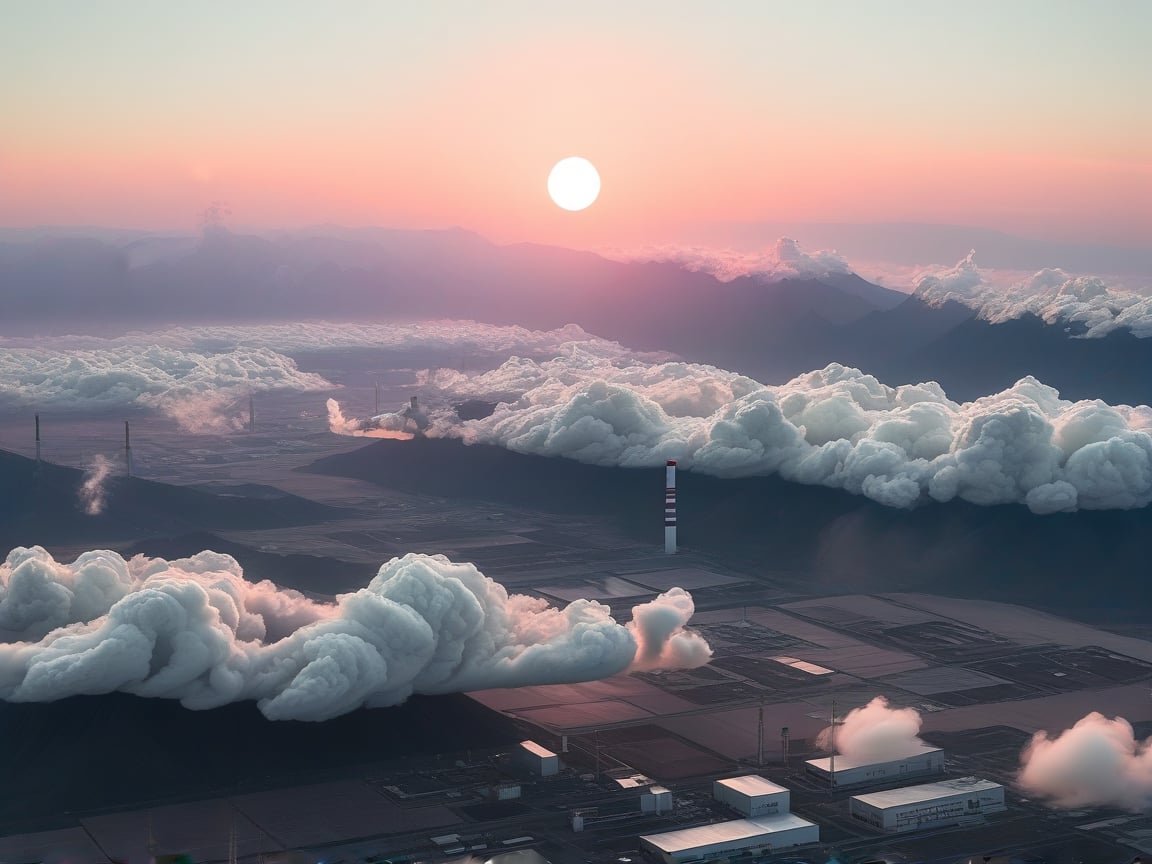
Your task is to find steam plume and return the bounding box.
[78,454,114,516]
[0,547,709,721]
[1018,712,1152,811]
[326,398,414,440]
[815,696,926,761]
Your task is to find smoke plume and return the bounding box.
[331,345,1152,513]
[914,251,1152,338]
[78,454,114,516]
[326,398,414,440]
[815,696,926,761]
[1017,712,1152,811]
[0,547,709,721]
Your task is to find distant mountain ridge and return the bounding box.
[3,226,1151,406]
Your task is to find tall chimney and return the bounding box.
[410,395,418,413]
[124,420,133,478]
[664,460,677,554]
[757,699,765,767]
[829,698,837,789]
[248,394,255,433]
[375,381,381,416]
[35,414,41,464]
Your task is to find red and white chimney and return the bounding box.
[664,460,677,554]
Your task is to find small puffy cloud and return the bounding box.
[1018,712,1152,811]
[0,547,709,721]
[815,696,925,762]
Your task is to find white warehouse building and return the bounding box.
[849,777,1005,833]
[712,775,790,818]
[640,814,819,864]
[805,745,944,787]
[516,740,559,777]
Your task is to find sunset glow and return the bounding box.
[0,2,1148,249]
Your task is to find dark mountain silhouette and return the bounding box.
[304,439,1152,631]
[0,449,346,550]
[0,691,519,831]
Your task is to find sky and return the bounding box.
[1,1,1150,250]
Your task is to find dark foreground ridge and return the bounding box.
[304,437,1152,627]
[0,692,520,832]
[0,449,348,550]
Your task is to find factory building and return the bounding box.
[849,777,1005,833]
[712,775,790,818]
[641,786,674,814]
[640,813,819,864]
[804,745,945,787]
[516,740,559,777]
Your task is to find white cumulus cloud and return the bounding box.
[0,547,709,721]
[914,251,1152,338]
[331,344,1152,513]
[1018,712,1152,811]
[815,696,926,762]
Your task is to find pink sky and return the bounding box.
[2,3,1149,249]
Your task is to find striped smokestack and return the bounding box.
[664,460,677,554]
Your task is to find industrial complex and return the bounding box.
[3,398,1152,864]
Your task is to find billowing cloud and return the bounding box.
[0,547,709,721]
[815,696,926,762]
[0,346,332,433]
[914,251,1152,338]
[333,346,1152,513]
[78,454,115,516]
[602,238,852,282]
[1017,712,1152,811]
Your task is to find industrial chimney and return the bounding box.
[124,420,133,478]
[248,394,255,433]
[35,414,41,464]
[664,460,677,554]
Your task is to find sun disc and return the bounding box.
[548,157,600,211]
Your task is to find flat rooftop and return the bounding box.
[641,813,817,853]
[518,740,556,759]
[715,775,789,797]
[806,744,942,773]
[852,776,1002,809]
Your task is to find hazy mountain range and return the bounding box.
[3,226,1151,405]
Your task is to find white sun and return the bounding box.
[547,157,600,211]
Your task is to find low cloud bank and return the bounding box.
[1018,712,1152,811]
[0,547,710,721]
[602,238,852,283]
[915,251,1152,338]
[816,696,926,762]
[0,346,332,433]
[332,345,1152,513]
[0,320,660,362]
